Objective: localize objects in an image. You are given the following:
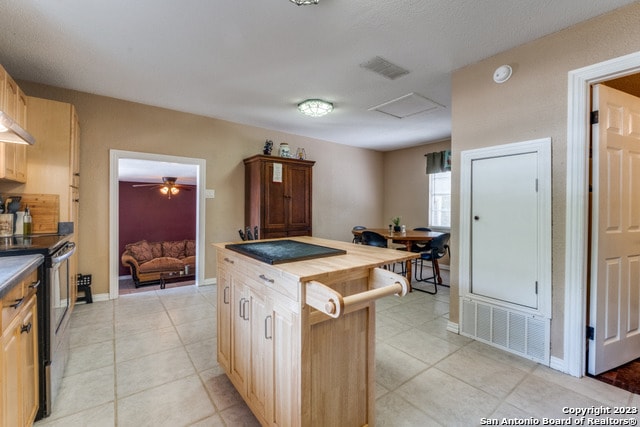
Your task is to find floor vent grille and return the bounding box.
[461,298,550,364]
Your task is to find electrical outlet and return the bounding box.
[205,189,215,199]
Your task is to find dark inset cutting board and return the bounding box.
[225,239,346,265]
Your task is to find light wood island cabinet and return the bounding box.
[215,236,417,426]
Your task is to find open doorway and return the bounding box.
[565,51,640,378]
[109,150,207,299]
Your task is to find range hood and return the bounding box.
[0,110,35,145]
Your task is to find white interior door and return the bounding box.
[471,153,539,309]
[588,84,640,375]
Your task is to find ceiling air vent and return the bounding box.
[369,93,444,119]
[360,56,409,80]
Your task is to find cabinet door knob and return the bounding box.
[223,286,229,304]
[239,298,245,318]
[29,280,40,290]
[259,274,274,283]
[21,322,32,334]
[264,315,272,340]
[9,298,24,309]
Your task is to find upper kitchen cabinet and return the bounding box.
[24,97,80,225]
[24,96,80,303]
[0,65,28,183]
[244,155,315,239]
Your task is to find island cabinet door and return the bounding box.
[270,300,299,427]
[248,288,271,421]
[216,266,232,372]
[229,279,251,394]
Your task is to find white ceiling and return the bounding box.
[118,159,197,185]
[0,1,635,152]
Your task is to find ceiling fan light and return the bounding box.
[297,99,333,117]
[160,186,169,195]
[171,187,179,195]
[289,0,319,5]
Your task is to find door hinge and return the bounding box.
[535,281,538,294]
[535,179,538,192]
[590,110,599,125]
[587,326,595,340]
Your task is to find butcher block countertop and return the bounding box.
[214,235,418,281]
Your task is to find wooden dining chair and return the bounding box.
[414,232,450,294]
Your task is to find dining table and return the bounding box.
[351,227,445,287]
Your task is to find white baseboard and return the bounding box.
[549,356,570,374]
[200,278,217,286]
[86,277,217,302]
[447,320,459,334]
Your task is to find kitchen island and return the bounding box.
[214,236,418,427]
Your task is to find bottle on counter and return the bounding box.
[23,205,32,236]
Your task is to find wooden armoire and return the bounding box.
[244,155,315,239]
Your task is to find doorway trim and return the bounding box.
[109,150,207,299]
[565,51,640,377]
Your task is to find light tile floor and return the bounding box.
[34,279,639,427]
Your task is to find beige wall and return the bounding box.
[383,139,451,230]
[7,82,385,295]
[450,2,640,359]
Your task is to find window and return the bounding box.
[429,172,451,228]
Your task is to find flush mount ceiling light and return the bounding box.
[289,0,319,5]
[297,99,333,117]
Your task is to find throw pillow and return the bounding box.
[162,240,186,258]
[126,240,153,263]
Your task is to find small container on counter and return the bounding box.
[23,206,32,236]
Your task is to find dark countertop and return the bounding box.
[0,254,44,299]
[225,239,346,265]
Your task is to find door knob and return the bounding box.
[474,216,480,220]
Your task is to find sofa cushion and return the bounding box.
[185,240,196,257]
[126,240,153,263]
[138,257,184,273]
[162,240,186,258]
[150,241,163,258]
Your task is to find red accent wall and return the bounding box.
[119,181,196,276]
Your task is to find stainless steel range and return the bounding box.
[0,233,75,419]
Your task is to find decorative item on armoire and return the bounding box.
[279,142,290,158]
[263,139,273,155]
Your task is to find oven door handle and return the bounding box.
[51,242,76,264]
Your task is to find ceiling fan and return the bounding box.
[132,176,192,199]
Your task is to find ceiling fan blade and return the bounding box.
[132,183,160,188]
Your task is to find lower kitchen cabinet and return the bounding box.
[217,252,299,426]
[1,270,39,427]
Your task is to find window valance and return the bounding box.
[425,150,451,174]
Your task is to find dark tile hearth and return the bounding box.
[593,357,640,394]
